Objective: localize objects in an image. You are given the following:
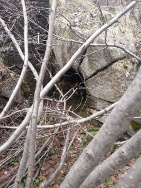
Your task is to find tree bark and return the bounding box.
[80,128,141,188]
[60,62,141,188]
[25,0,57,187]
[115,156,141,188]
[0,0,136,157]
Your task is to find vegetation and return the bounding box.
[0,0,141,188]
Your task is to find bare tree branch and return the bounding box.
[60,2,141,187]
[12,128,30,188]
[80,128,141,188]
[40,1,137,99]
[0,0,136,157]
[53,35,141,63]
[0,106,33,155]
[0,16,38,118]
[0,102,116,130]
[40,127,70,188]
[115,156,141,188]
[25,0,57,186]
[0,2,140,188]
[60,63,141,188]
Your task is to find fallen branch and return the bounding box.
[0,102,116,129]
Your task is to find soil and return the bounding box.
[0,116,137,188]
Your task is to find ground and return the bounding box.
[0,109,137,188]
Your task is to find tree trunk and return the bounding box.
[60,55,141,187]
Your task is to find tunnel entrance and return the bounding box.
[61,68,85,94]
[57,68,87,113]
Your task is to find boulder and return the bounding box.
[86,59,138,110]
[0,0,50,76]
[53,0,138,112]
[0,58,22,103]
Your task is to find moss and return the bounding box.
[21,81,34,104]
[63,29,71,38]
[87,127,100,132]
[67,95,87,116]
[130,121,141,131]
[81,23,88,29]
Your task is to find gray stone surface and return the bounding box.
[0,58,22,102]
[0,0,140,112]
[53,0,138,111]
[86,60,139,110]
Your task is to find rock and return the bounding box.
[0,58,22,103]
[0,0,58,99]
[52,0,94,70]
[0,0,140,115]
[86,59,138,110]
[0,0,50,79]
[53,0,138,112]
